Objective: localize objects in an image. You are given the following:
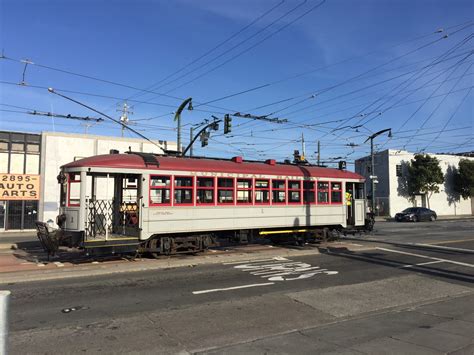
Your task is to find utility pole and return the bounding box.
[301,133,306,160]
[317,140,320,166]
[364,128,392,214]
[189,127,194,157]
[118,102,133,137]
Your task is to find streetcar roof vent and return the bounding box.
[265,159,276,166]
[109,149,119,154]
[126,151,160,167]
[232,156,243,163]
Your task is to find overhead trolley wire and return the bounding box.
[422,86,473,152]
[319,32,474,141]
[165,0,327,95]
[402,61,474,151]
[196,20,473,108]
[234,30,474,135]
[128,0,286,104]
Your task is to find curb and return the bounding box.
[0,242,371,284]
[0,243,16,251]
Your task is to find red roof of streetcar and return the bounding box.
[63,154,364,180]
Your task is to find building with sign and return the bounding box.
[355,149,474,217]
[0,131,41,231]
[0,130,176,233]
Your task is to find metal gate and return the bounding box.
[85,199,140,240]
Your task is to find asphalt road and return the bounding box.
[6,220,474,354]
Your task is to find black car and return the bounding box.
[395,207,437,222]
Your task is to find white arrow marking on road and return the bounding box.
[192,282,275,295]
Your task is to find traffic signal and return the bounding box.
[200,131,209,147]
[224,114,232,134]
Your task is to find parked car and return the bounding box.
[395,207,437,222]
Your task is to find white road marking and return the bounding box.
[400,260,444,268]
[234,259,338,281]
[377,247,474,268]
[415,243,474,253]
[223,256,289,265]
[192,282,275,295]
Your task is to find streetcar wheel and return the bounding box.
[149,238,160,259]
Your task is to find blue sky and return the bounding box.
[1,0,473,165]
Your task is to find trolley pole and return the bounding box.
[365,128,392,214]
[0,290,10,355]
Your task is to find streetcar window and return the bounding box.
[218,178,234,204]
[303,181,316,204]
[150,176,170,187]
[317,181,329,203]
[237,179,252,204]
[174,177,193,187]
[331,182,342,203]
[272,179,286,204]
[68,173,81,207]
[255,179,270,204]
[197,177,214,204]
[174,176,194,204]
[288,180,301,203]
[150,175,171,205]
[355,183,364,199]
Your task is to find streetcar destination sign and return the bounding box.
[0,173,40,200]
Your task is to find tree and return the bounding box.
[453,159,474,199]
[406,154,444,208]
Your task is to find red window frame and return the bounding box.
[288,180,302,204]
[254,179,270,205]
[217,177,235,205]
[236,178,253,205]
[67,173,81,207]
[174,176,194,206]
[196,176,215,205]
[271,179,286,205]
[330,182,343,204]
[303,180,316,204]
[317,181,330,204]
[149,175,172,206]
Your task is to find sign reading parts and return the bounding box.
[0,174,40,200]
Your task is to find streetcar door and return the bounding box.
[86,173,141,240]
[353,183,366,226]
[346,182,365,226]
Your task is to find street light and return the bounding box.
[364,128,392,214]
[174,98,193,154]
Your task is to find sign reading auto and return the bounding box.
[0,174,40,200]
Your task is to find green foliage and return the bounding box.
[453,159,474,199]
[406,154,444,198]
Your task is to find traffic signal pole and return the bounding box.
[181,119,222,157]
[364,128,392,214]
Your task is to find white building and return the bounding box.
[355,149,474,217]
[0,130,176,232]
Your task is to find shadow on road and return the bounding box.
[318,245,474,284]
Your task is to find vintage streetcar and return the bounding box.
[36,151,374,256]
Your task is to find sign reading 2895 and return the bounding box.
[0,174,40,200]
